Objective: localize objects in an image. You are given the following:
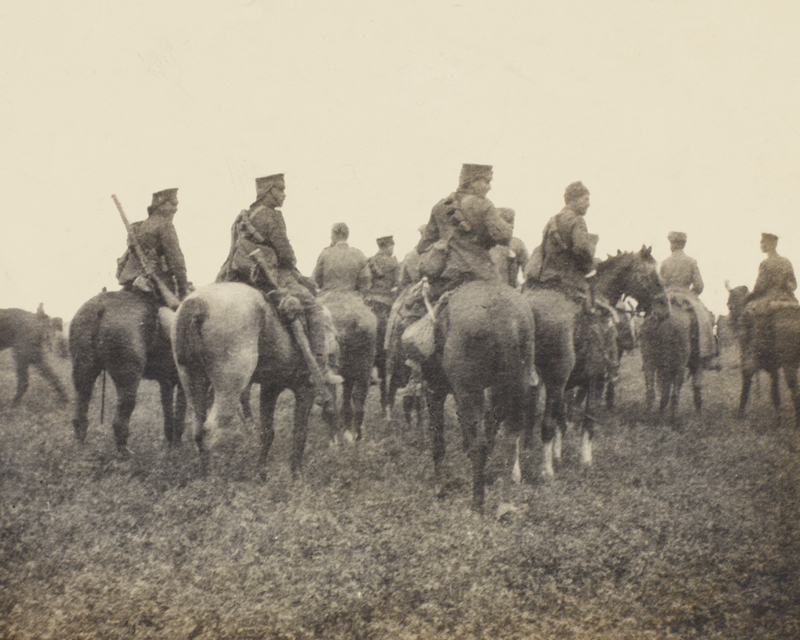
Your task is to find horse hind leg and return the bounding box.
[783,366,800,429]
[692,366,704,413]
[350,378,370,442]
[738,370,754,419]
[159,381,177,444]
[111,380,140,455]
[71,361,101,443]
[454,388,490,513]
[289,387,315,480]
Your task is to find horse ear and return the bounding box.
[724,279,732,291]
[37,303,45,315]
[617,249,622,255]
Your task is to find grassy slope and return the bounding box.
[0,347,799,639]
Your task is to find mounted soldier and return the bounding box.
[216,174,342,401]
[490,208,529,288]
[116,188,189,307]
[312,223,372,294]
[659,231,717,365]
[525,181,598,305]
[365,235,400,308]
[399,225,427,289]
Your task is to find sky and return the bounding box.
[1,0,799,322]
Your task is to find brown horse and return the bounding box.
[70,290,186,452]
[0,306,69,406]
[726,284,800,428]
[523,247,668,477]
[319,291,377,442]
[639,297,702,423]
[423,280,536,512]
[172,282,317,478]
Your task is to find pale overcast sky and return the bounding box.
[1,0,799,320]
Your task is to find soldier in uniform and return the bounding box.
[490,208,529,288]
[746,233,798,307]
[116,188,189,304]
[366,236,401,306]
[217,174,342,395]
[525,181,598,302]
[660,231,716,363]
[312,223,371,293]
[417,163,512,296]
[399,225,426,289]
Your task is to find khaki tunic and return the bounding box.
[117,211,188,297]
[312,241,371,294]
[534,206,597,294]
[752,253,797,302]
[660,249,715,359]
[491,236,529,287]
[366,253,401,306]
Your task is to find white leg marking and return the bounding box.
[581,431,593,466]
[554,429,563,461]
[511,436,522,484]
[542,441,555,478]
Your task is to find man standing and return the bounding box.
[116,187,189,304]
[217,174,342,396]
[490,208,529,288]
[312,223,371,294]
[660,231,716,362]
[526,181,598,301]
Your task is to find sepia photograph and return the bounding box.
[1,1,799,637]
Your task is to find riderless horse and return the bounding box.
[0,305,68,406]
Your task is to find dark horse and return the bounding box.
[639,294,704,423]
[70,289,186,452]
[523,247,668,477]
[0,306,69,406]
[422,280,536,512]
[319,291,377,442]
[726,284,800,428]
[172,282,317,478]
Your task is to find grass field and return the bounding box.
[1,345,799,639]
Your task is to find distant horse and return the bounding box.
[70,290,185,452]
[602,305,636,409]
[523,247,668,477]
[639,295,703,423]
[0,306,69,406]
[383,287,424,425]
[423,280,536,512]
[319,291,377,442]
[726,284,800,428]
[172,282,317,478]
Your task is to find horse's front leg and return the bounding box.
[350,377,369,442]
[691,366,704,413]
[737,369,754,419]
[427,382,448,494]
[159,381,176,443]
[71,362,100,443]
[643,362,656,412]
[668,369,686,426]
[12,356,30,406]
[581,378,604,467]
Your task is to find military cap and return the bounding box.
[762,232,779,244]
[458,164,493,190]
[564,181,589,203]
[151,188,178,207]
[376,235,394,248]
[497,208,515,224]
[256,174,285,198]
[331,222,349,238]
[668,231,687,244]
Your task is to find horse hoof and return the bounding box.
[343,430,356,445]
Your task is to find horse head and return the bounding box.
[725,281,750,330]
[594,245,668,316]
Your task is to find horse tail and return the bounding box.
[69,296,106,361]
[174,296,209,367]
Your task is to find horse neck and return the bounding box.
[593,266,624,306]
